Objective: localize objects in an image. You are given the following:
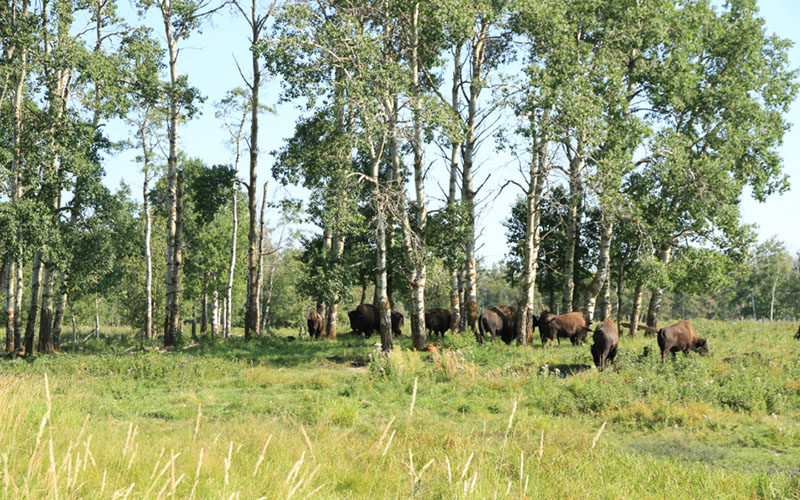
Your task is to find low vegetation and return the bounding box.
[1,319,798,499]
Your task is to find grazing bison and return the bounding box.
[538,311,589,346]
[391,311,404,337]
[477,305,525,344]
[307,311,323,339]
[591,318,618,372]
[657,320,708,363]
[424,308,452,338]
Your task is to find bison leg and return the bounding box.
[607,346,617,365]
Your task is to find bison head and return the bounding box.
[348,310,360,330]
[694,337,708,355]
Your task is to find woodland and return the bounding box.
[1,0,798,353]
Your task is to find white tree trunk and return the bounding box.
[518,129,547,345]
[583,219,614,324]
[447,45,463,332]
[561,150,584,313]
[161,0,182,346]
[770,273,779,321]
[224,128,243,338]
[23,253,43,354]
[646,243,672,331]
[211,291,219,338]
[143,134,153,340]
[629,280,644,336]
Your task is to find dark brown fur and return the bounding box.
[657,320,708,363]
[391,311,404,337]
[348,304,402,338]
[348,303,379,338]
[538,311,589,346]
[491,305,518,344]
[477,305,521,344]
[477,309,503,344]
[424,308,451,338]
[795,324,800,340]
[591,318,618,372]
[307,311,323,339]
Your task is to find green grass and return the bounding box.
[1,319,799,498]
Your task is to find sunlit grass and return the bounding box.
[0,319,799,498]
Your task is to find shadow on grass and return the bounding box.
[181,334,383,368]
[50,329,390,369]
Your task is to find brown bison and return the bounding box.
[538,311,589,346]
[307,311,323,339]
[657,320,708,363]
[348,303,379,338]
[391,311,404,337]
[424,308,452,338]
[591,318,618,372]
[348,304,403,338]
[478,305,526,344]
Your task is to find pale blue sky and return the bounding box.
[103,0,800,264]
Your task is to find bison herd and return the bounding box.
[308,303,721,371]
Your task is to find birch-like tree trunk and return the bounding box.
[770,273,779,321]
[5,259,16,353]
[224,128,243,338]
[561,149,584,314]
[161,0,182,346]
[38,34,70,353]
[615,258,625,325]
[629,280,644,336]
[255,181,268,335]
[406,2,427,350]
[244,16,261,341]
[447,44,463,332]
[370,138,392,351]
[164,169,185,345]
[51,273,66,350]
[600,278,612,320]
[94,295,100,340]
[645,243,672,332]
[201,292,208,333]
[582,218,614,323]
[210,290,219,338]
[517,126,547,345]
[261,255,276,334]
[142,123,154,339]
[23,253,43,355]
[326,233,344,340]
[461,21,490,336]
[6,0,27,352]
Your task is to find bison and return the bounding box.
[348,303,379,338]
[591,318,618,372]
[657,320,708,363]
[795,324,800,340]
[424,308,452,338]
[391,311,404,337]
[307,311,323,339]
[478,305,530,344]
[478,308,503,344]
[348,304,403,338]
[538,311,589,346]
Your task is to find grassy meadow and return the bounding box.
[1,319,799,499]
